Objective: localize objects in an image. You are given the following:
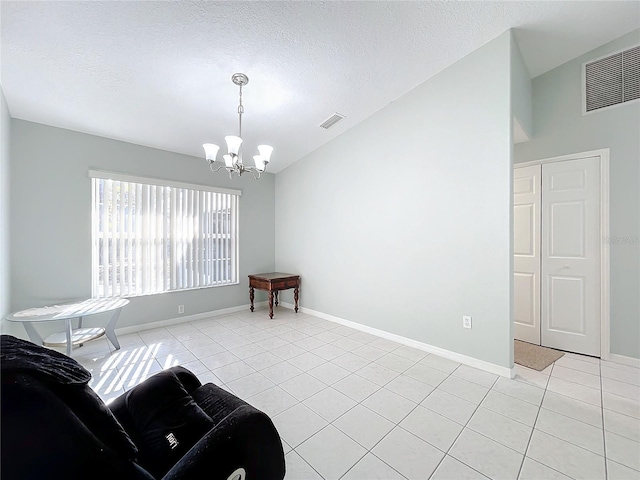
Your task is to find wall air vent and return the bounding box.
[319,113,345,129]
[584,45,639,113]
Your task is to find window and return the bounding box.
[90,170,240,298]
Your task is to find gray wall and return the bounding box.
[0,87,10,331]
[10,120,275,336]
[515,30,640,359]
[275,31,514,369]
[511,36,532,140]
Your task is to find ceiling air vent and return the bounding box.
[319,113,345,129]
[584,45,640,113]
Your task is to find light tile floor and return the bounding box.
[74,307,640,480]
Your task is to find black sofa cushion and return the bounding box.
[114,368,215,479]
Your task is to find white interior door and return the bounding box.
[541,157,601,356]
[514,165,542,345]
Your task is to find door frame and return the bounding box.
[514,148,610,360]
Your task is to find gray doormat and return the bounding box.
[515,340,565,371]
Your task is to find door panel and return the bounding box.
[514,204,535,255]
[549,202,585,257]
[542,157,600,356]
[548,275,586,334]
[513,165,541,345]
[514,273,536,327]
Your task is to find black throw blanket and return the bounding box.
[1,334,91,384]
[1,334,145,480]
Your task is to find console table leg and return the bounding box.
[105,308,122,351]
[65,319,73,356]
[249,287,255,312]
[78,316,84,347]
[268,291,274,319]
[275,291,279,307]
[294,287,299,313]
[22,322,44,346]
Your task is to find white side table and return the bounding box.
[5,298,129,356]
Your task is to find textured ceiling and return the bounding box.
[2,1,639,172]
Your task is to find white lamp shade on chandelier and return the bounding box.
[203,143,220,163]
[224,135,243,156]
[202,73,273,179]
[252,145,273,172]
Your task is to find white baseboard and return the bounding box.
[115,302,267,336]
[607,353,640,368]
[281,302,515,378]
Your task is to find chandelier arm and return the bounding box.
[209,162,226,174]
[242,164,264,180]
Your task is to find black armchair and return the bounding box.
[0,335,285,480]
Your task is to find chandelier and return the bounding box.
[203,73,273,179]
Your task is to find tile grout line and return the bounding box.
[339,454,408,480]
[197,318,359,387]
[520,361,610,480]
[336,356,456,480]
[85,312,296,373]
[91,312,303,391]
[381,364,506,477]
[338,360,458,480]
[516,362,551,480]
[219,327,421,401]
[600,358,609,480]
[282,349,456,479]
[551,367,603,388]
[425,372,501,480]
[287,350,426,479]
[535,404,604,433]
[212,327,320,390]
[108,320,436,399]
[500,370,608,421]
[291,447,327,480]
[599,374,640,389]
[527,356,640,389]
[542,382,605,411]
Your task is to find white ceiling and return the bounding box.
[1,1,638,172]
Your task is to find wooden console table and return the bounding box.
[248,272,300,319]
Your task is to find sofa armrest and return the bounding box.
[162,405,285,480]
[191,383,247,425]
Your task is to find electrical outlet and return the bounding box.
[463,315,472,329]
[178,305,184,314]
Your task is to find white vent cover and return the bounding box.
[584,45,639,113]
[319,113,345,129]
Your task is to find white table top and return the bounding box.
[6,298,130,323]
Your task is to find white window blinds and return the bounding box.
[90,171,240,298]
